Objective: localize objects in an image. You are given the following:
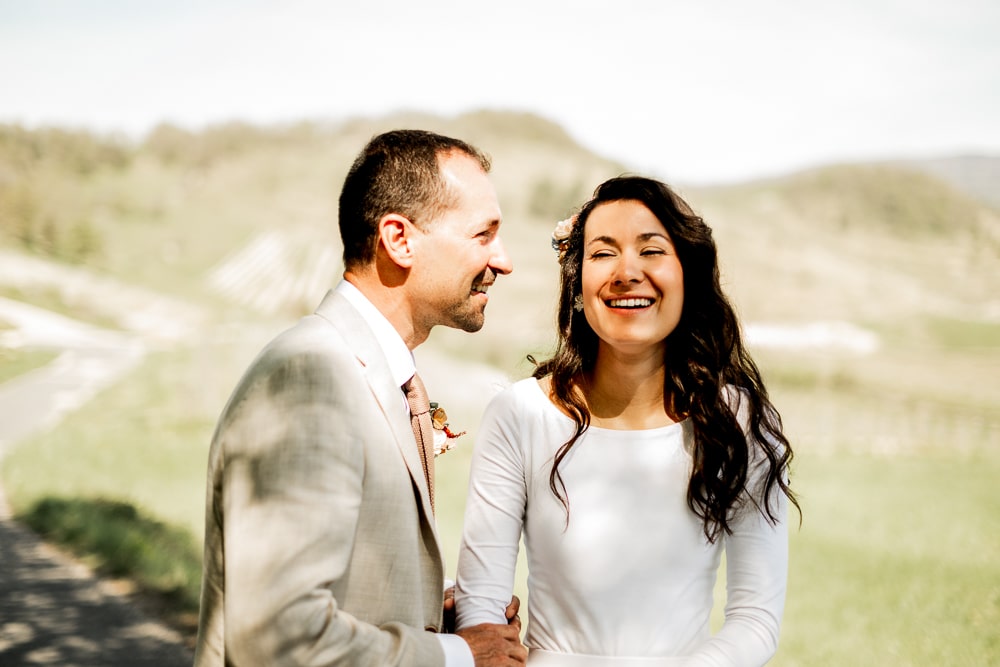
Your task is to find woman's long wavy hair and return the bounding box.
[534,176,799,542]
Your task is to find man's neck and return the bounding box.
[343,270,425,350]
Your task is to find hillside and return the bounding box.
[3,113,998,667]
[689,163,1000,325]
[2,112,998,413]
[895,154,1000,210]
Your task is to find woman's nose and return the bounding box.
[611,252,642,284]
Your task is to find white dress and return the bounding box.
[455,379,788,667]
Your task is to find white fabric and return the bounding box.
[439,634,475,667]
[336,280,415,391]
[455,378,788,667]
[336,281,473,667]
[527,648,688,665]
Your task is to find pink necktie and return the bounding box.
[403,373,435,514]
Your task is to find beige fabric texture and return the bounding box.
[194,289,446,667]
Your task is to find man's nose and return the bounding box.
[490,237,513,275]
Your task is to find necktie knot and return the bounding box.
[404,374,431,416]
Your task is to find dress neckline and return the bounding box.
[527,377,686,435]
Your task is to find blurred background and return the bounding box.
[0,1,998,665]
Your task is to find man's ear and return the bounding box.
[378,213,417,268]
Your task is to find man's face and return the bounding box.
[409,152,512,334]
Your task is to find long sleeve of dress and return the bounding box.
[683,485,788,667]
[454,389,527,630]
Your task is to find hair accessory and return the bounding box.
[551,215,577,261]
[573,294,584,312]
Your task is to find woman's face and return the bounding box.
[579,199,684,357]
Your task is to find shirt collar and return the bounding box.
[336,280,415,389]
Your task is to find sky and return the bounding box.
[1,0,998,184]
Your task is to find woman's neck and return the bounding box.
[583,347,678,430]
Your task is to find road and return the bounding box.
[0,296,193,666]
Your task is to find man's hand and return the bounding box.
[444,591,520,634]
[456,623,527,666]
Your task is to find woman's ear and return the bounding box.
[378,213,417,269]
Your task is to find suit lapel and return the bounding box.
[315,289,440,531]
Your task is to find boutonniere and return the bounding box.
[429,402,466,456]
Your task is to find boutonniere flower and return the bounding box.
[430,402,465,456]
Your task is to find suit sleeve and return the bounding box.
[217,346,443,667]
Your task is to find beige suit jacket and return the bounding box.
[194,289,446,666]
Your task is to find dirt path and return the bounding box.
[0,516,193,666]
[0,291,194,665]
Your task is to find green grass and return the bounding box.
[4,337,999,664]
[0,284,122,330]
[0,343,245,637]
[773,451,1000,666]
[1,343,248,538]
[0,347,60,384]
[20,496,202,622]
[922,316,1000,350]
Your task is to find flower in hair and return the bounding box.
[430,402,465,456]
[551,215,577,260]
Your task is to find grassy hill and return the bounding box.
[895,154,1000,210]
[4,115,997,348]
[690,163,1000,323]
[2,113,999,664]
[2,110,999,433]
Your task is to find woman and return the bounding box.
[455,176,798,666]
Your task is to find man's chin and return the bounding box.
[456,317,485,333]
[448,310,486,333]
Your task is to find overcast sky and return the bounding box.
[1,0,998,184]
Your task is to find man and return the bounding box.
[194,129,524,666]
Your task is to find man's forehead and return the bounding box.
[438,150,487,184]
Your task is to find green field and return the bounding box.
[2,116,998,664]
[3,340,998,665]
[0,346,59,385]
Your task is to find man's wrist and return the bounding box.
[437,633,475,667]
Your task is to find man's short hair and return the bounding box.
[338,129,491,270]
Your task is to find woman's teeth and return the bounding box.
[607,298,653,308]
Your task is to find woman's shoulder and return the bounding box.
[486,376,549,414]
[483,376,576,428]
[478,377,573,460]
